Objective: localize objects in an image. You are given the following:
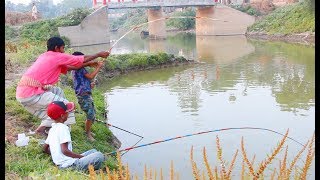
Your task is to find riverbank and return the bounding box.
[246,31,315,45]
[5,51,196,178]
[246,2,314,45]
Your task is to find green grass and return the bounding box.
[248,2,315,35]
[105,52,187,71]
[5,84,118,178]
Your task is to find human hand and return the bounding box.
[98,51,110,58]
[97,61,104,68]
[90,82,95,89]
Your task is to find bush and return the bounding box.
[248,3,315,34]
[166,8,196,30]
[19,8,92,42]
[5,25,18,40]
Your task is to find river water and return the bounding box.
[72,32,315,179]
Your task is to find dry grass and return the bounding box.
[87,131,314,180]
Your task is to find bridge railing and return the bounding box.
[107,0,216,8]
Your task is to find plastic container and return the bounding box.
[15,133,30,147]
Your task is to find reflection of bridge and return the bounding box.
[58,0,255,47]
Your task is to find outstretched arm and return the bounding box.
[67,61,97,71]
[83,51,110,63]
[60,142,84,158]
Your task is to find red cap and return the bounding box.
[47,101,75,120]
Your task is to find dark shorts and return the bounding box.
[77,94,96,121]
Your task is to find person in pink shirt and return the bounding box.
[16,37,110,135]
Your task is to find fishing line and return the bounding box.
[105,127,304,156]
[96,119,144,156]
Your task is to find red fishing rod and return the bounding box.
[105,127,304,156]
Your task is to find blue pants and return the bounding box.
[71,149,105,171]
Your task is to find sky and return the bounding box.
[7,0,62,5]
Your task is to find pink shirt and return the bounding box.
[16,51,84,98]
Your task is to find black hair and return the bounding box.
[47,37,65,51]
[72,51,84,56]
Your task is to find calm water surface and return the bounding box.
[74,32,315,179]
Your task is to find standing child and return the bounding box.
[43,101,105,171]
[72,51,104,142]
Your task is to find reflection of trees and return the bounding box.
[167,68,203,114]
[249,40,315,113]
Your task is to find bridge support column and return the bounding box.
[195,6,215,36]
[147,7,166,39]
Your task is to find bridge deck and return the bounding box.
[107,0,216,9]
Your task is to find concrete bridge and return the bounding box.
[58,0,255,47]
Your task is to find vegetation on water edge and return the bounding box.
[248,2,315,35]
[105,52,188,71]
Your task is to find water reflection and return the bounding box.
[98,33,314,179]
[97,33,314,115]
[196,35,255,63]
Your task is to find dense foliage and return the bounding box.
[18,8,92,43]
[166,8,196,30]
[109,9,148,31]
[248,2,315,34]
[230,4,262,16]
[5,25,18,40]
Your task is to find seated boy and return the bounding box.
[43,101,105,171]
[71,51,104,142]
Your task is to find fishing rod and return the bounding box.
[105,127,304,156]
[107,16,229,53]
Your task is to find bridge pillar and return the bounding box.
[147,7,166,39]
[195,6,215,36]
[58,6,110,47]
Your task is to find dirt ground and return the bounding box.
[5,61,30,144]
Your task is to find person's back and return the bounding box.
[72,67,92,96]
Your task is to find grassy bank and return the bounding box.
[248,2,315,35]
[5,83,119,178]
[5,38,193,178]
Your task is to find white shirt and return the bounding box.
[45,123,77,168]
[32,5,38,14]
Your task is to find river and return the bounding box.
[72,32,315,179]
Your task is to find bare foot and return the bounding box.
[87,133,95,142]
